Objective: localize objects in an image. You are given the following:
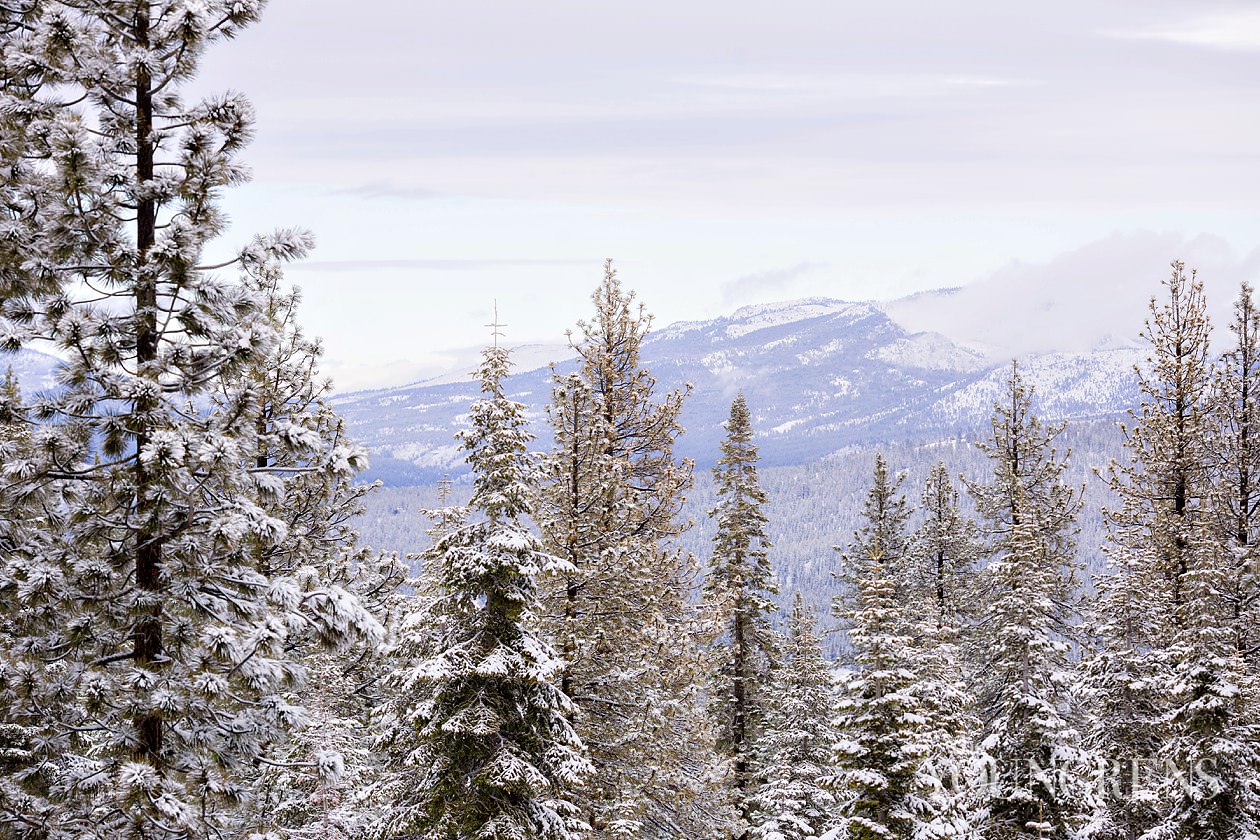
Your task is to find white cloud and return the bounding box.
[1110,10,1260,51]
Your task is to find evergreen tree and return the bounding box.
[747,594,838,840]
[0,3,380,834]
[1086,263,1231,838]
[906,462,980,632]
[1075,559,1166,840]
[0,368,54,822]
[1209,282,1260,666]
[904,462,982,838]
[1148,531,1260,840]
[829,557,930,840]
[537,262,722,837]
[379,337,589,840]
[232,266,405,838]
[836,454,911,606]
[968,364,1084,840]
[705,394,780,828]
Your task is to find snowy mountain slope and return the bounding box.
[1,348,61,391]
[332,298,1141,485]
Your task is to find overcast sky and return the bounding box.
[194,1,1260,390]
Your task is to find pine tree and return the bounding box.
[829,556,930,840]
[747,593,839,840]
[904,462,982,838]
[836,454,911,607]
[379,337,590,840]
[0,4,381,834]
[231,266,405,838]
[705,394,780,827]
[967,364,1085,840]
[906,462,980,633]
[1147,532,1260,840]
[1085,263,1232,838]
[537,262,722,837]
[1112,268,1260,840]
[0,369,54,823]
[1075,559,1166,840]
[1209,282,1260,666]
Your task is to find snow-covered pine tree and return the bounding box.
[1145,529,1260,840]
[904,462,982,838]
[747,593,839,840]
[967,364,1085,840]
[231,265,404,839]
[1075,552,1167,840]
[906,461,980,633]
[537,262,723,837]
[0,368,54,821]
[835,453,911,608]
[705,393,780,828]
[379,336,590,840]
[1104,267,1260,839]
[829,552,931,840]
[1208,281,1260,666]
[0,3,381,835]
[1082,264,1222,837]
[1101,262,1215,647]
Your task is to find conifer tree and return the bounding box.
[1085,264,1226,837]
[747,593,838,840]
[0,368,54,822]
[1149,532,1260,840]
[836,454,911,605]
[1100,268,1260,839]
[705,394,780,826]
[968,365,1085,839]
[380,337,590,840]
[232,267,405,838]
[537,262,722,837]
[0,3,381,834]
[904,462,982,837]
[1101,263,1215,646]
[829,556,930,839]
[906,462,980,632]
[1209,282,1260,665]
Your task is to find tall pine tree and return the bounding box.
[537,262,722,837]
[379,335,590,840]
[0,3,380,834]
[968,364,1085,840]
[705,394,780,829]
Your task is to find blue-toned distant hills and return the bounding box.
[332,298,1143,486]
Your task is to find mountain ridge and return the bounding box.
[331,296,1141,485]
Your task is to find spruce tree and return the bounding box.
[537,262,722,837]
[705,394,780,828]
[380,337,590,840]
[968,364,1085,840]
[747,594,838,840]
[0,3,381,834]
